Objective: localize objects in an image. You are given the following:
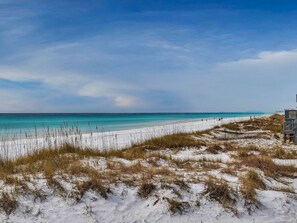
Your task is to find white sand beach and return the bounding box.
[0,116,255,159]
[2,114,297,223]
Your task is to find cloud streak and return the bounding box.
[205,49,297,111]
[1,1,297,112]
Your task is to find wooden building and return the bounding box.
[284,109,297,144]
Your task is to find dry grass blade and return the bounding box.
[239,170,264,214]
[0,192,18,216]
[173,180,190,191]
[46,177,66,196]
[240,156,277,177]
[203,177,237,213]
[138,183,156,199]
[135,133,205,151]
[165,198,190,214]
[221,123,241,131]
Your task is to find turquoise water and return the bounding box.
[0,113,265,137]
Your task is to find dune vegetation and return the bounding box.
[0,114,296,222]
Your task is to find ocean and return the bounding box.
[0,113,265,137]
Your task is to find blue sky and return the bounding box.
[0,0,297,112]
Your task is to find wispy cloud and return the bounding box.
[205,49,297,111]
[1,1,297,112]
[0,28,196,111]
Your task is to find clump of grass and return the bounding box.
[151,166,177,179]
[237,150,249,158]
[239,170,264,213]
[137,182,156,199]
[240,155,277,177]
[272,186,295,193]
[137,133,204,151]
[239,154,297,179]
[221,166,237,176]
[242,170,266,189]
[15,143,100,167]
[86,171,111,198]
[100,147,146,160]
[193,129,212,136]
[200,161,221,171]
[173,180,190,191]
[227,146,259,159]
[46,176,66,196]
[0,192,18,216]
[276,164,297,178]
[203,177,237,213]
[31,188,47,202]
[16,182,47,202]
[73,177,110,202]
[241,114,283,133]
[273,147,288,159]
[243,125,258,131]
[2,175,20,185]
[271,147,297,159]
[221,123,240,131]
[165,198,190,214]
[170,159,195,170]
[206,145,224,154]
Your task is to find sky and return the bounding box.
[0,0,297,113]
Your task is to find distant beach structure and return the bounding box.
[283,109,297,143]
[283,95,297,144]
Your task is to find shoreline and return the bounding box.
[1,114,295,223]
[0,113,267,139]
[0,115,269,159]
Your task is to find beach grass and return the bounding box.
[0,114,296,217]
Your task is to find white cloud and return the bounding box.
[2,39,297,112]
[220,49,297,67]
[114,95,139,108]
[0,27,197,111]
[78,81,142,108]
[204,49,297,111]
[78,81,138,97]
[78,82,110,98]
[214,49,297,82]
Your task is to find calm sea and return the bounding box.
[0,113,265,137]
